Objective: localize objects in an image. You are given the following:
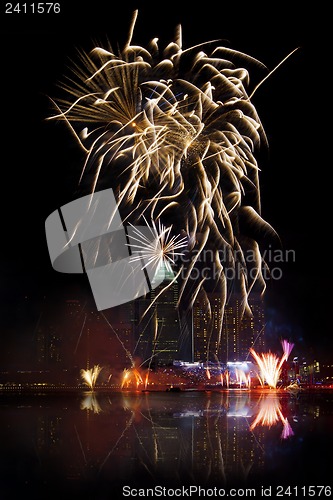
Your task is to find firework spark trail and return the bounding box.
[74,425,88,465]
[132,425,156,477]
[49,10,293,356]
[141,266,183,319]
[250,350,282,388]
[74,313,87,354]
[132,304,156,359]
[101,311,135,367]
[99,412,135,473]
[245,324,266,360]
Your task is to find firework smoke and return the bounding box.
[49,10,287,356]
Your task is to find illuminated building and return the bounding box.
[221,294,265,363]
[134,265,182,367]
[320,362,333,385]
[133,395,265,483]
[298,358,320,384]
[133,295,153,366]
[149,265,181,366]
[193,293,265,363]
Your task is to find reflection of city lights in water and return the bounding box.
[250,339,294,388]
[74,391,298,483]
[250,395,294,439]
[80,365,102,390]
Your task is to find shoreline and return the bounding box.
[1,386,332,395]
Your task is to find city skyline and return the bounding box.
[1,3,330,369]
[1,287,330,388]
[1,4,331,499]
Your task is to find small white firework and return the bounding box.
[128,218,187,275]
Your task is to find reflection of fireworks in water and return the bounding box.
[80,393,102,414]
[250,340,294,389]
[80,365,102,390]
[86,391,294,481]
[49,10,296,354]
[250,395,294,439]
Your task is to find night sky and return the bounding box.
[1,1,330,367]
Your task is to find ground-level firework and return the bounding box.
[89,339,294,390]
[250,340,294,389]
[80,365,102,390]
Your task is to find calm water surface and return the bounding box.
[0,391,332,499]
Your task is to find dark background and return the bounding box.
[0,1,330,366]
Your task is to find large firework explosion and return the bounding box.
[49,10,284,358]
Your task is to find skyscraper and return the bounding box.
[193,292,265,363]
[193,292,223,363]
[136,265,181,367]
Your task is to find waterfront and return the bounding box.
[0,390,332,499]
